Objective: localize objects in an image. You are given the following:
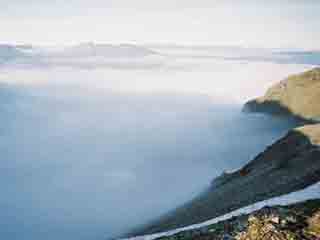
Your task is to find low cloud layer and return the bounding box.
[0,48,310,239]
[0,82,297,240]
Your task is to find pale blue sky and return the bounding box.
[1,0,319,48]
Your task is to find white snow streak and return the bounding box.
[123,181,320,240]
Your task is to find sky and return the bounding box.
[1,0,320,48]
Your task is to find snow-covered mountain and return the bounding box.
[1,43,319,68]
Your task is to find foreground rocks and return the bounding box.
[154,200,320,240]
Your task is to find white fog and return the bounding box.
[0,45,316,239]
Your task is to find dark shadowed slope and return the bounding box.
[130,124,320,235]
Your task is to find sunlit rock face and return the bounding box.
[244,68,320,122]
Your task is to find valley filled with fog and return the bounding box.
[0,45,316,240]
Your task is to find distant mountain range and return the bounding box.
[0,43,157,67]
[1,43,320,67]
[54,43,156,58]
[146,44,320,65]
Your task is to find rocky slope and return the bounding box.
[243,67,320,122]
[132,124,320,235]
[130,68,320,236]
[147,200,320,240]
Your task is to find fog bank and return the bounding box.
[0,47,315,239]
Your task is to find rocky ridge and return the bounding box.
[243,67,320,122]
[130,67,320,237]
[153,200,320,240]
